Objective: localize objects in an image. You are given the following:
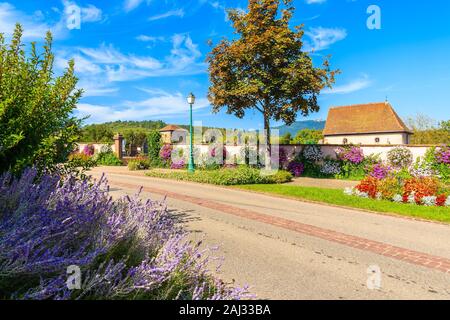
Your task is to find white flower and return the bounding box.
[422,196,437,207]
[376,192,382,200]
[392,194,403,203]
[407,192,416,205]
[303,145,323,162]
[321,161,341,175]
[344,187,354,196]
[446,196,450,207]
[354,190,369,198]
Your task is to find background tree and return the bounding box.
[407,114,450,144]
[123,129,147,156]
[279,132,292,145]
[0,24,82,174]
[293,129,323,144]
[207,0,337,168]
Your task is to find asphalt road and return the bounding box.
[89,167,450,300]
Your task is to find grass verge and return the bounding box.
[234,184,450,223]
[145,167,292,185]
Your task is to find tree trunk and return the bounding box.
[263,114,271,170]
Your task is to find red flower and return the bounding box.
[436,194,447,207]
[356,177,379,198]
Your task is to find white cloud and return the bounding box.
[0,2,66,39]
[148,9,185,21]
[56,34,205,96]
[305,0,326,4]
[123,0,146,12]
[135,35,165,43]
[77,90,210,123]
[304,27,347,51]
[80,4,103,22]
[322,75,372,94]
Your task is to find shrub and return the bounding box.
[147,130,162,160]
[436,145,450,165]
[146,166,292,185]
[302,145,323,162]
[336,146,364,164]
[82,144,95,156]
[320,160,341,176]
[287,161,305,177]
[369,163,393,180]
[159,144,173,163]
[377,177,402,200]
[171,159,186,170]
[387,147,413,168]
[128,157,150,171]
[0,169,248,300]
[96,152,123,166]
[0,25,82,175]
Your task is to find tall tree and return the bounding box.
[207,0,337,168]
[0,24,82,174]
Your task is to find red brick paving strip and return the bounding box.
[112,181,450,274]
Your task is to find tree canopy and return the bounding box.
[207,0,337,167]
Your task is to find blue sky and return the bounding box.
[1,0,449,130]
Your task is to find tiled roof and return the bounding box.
[323,102,412,136]
[159,125,186,132]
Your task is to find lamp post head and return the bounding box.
[187,92,196,105]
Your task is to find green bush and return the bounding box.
[0,25,82,175]
[128,158,150,171]
[147,130,162,160]
[96,152,123,166]
[146,166,292,185]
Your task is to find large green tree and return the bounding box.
[207,0,337,168]
[0,24,82,174]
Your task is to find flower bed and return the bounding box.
[0,169,249,300]
[346,176,450,207]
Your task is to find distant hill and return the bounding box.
[274,120,326,136]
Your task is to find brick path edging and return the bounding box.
[112,181,450,274]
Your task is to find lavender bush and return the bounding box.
[0,169,249,300]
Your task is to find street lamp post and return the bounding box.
[187,93,196,173]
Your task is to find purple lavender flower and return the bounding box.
[0,168,250,300]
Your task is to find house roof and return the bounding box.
[159,125,187,132]
[323,102,412,136]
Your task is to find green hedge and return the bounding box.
[145,167,293,185]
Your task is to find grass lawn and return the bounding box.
[234,184,450,223]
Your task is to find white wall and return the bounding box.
[324,133,410,145]
[76,142,433,164]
